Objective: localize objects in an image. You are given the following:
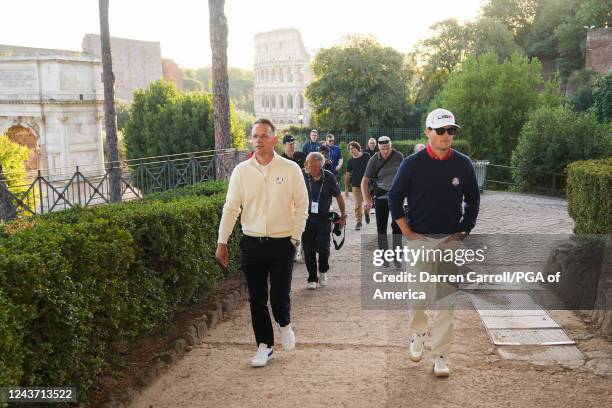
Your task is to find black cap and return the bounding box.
[282,134,295,144]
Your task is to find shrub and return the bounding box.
[567,158,612,234]
[434,52,543,164]
[124,80,246,160]
[0,183,241,402]
[0,135,29,192]
[591,72,612,123]
[511,105,612,192]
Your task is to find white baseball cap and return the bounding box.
[426,108,460,129]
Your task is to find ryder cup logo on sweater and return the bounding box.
[275,176,285,184]
[452,177,460,186]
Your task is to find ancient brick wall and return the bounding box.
[82,34,163,101]
[162,58,183,91]
[586,28,612,75]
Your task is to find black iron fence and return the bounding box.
[485,163,566,196]
[0,149,247,220]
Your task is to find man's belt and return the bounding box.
[244,235,290,243]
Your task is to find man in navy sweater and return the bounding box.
[388,108,480,377]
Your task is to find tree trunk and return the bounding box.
[0,163,16,222]
[99,0,122,202]
[208,0,232,179]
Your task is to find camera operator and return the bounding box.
[302,152,347,289]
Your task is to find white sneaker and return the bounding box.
[433,355,450,377]
[307,281,317,290]
[279,323,296,351]
[251,343,273,367]
[319,272,327,287]
[409,331,426,362]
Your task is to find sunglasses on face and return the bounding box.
[431,127,457,136]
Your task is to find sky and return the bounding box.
[0,0,485,70]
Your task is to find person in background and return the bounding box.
[364,137,379,157]
[216,118,309,368]
[361,136,403,267]
[325,133,343,175]
[282,134,306,168]
[302,129,321,155]
[318,144,335,174]
[344,141,370,230]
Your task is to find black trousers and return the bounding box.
[301,221,331,282]
[375,196,402,252]
[240,235,295,347]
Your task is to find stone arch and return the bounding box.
[4,124,42,172]
[278,94,284,109]
[271,94,276,109]
[299,94,304,109]
[264,94,270,109]
[287,94,293,109]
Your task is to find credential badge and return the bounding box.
[452,177,460,186]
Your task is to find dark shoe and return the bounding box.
[364,212,370,224]
[355,222,362,231]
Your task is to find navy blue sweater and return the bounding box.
[387,148,480,235]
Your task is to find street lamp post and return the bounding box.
[298,112,304,139]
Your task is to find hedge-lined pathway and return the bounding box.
[131,191,611,408]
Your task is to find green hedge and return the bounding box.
[142,180,229,202]
[567,158,612,234]
[392,139,471,157]
[511,106,611,192]
[0,182,240,401]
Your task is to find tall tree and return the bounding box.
[0,164,14,222]
[208,0,232,152]
[482,0,539,48]
[306,35,412,134]
[98,0,121,202]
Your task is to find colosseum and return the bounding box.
[253,28,313,128]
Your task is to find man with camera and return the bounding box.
[302,152,347,289]
[361,136,404,267]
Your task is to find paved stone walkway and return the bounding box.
[131,192,611,408]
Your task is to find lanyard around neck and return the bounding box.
[307,173,324,203]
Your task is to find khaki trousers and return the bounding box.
[351,187,363,223]
[408,237,460,357]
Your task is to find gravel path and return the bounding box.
[131,192,612,408]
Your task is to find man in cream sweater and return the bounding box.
[216,118,309,367]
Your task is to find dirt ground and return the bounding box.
[130,192,611,408]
